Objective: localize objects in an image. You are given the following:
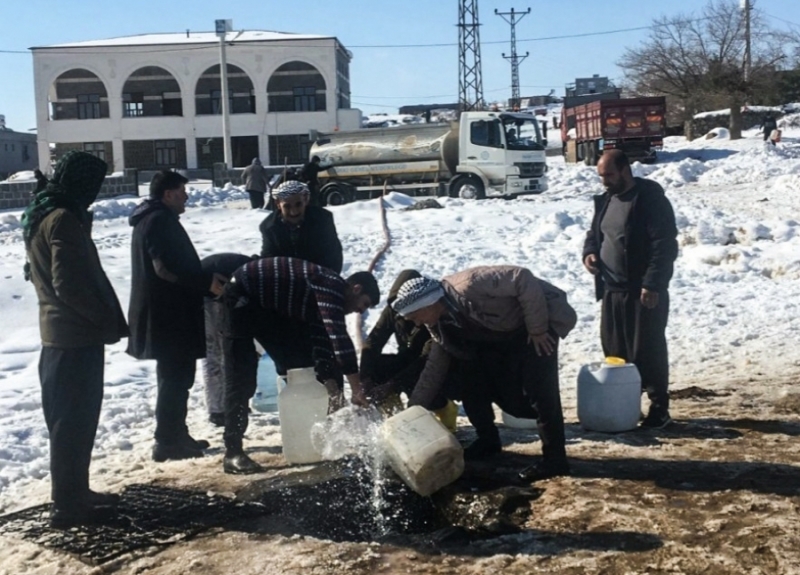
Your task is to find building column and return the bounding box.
[111,139,124,173]
[37,140,51,173]
[258,133,269,165]
[186,134,198,169]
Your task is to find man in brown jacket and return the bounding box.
[391,265,577,482]
[22,151,129,529]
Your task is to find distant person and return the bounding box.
[200,253,255,427]
[762,115,778,143]
[33,168,48,196]
[219,258,379,474]
[242,158,268,209]
[259,180,343,272]
[300,155,329,205]
[127,170,226,462]
[583,150,679,428]
[22,151,128,528]
[391,266,577,481]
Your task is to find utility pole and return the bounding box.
[458,0,484,112]
[215,19,233,169]
[495,7,530,110]
[741,0,752,84]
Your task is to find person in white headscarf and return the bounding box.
[392,266,577,482]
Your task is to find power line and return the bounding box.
[764,12,800,28]
[0,17,717,56]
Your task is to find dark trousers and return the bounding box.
[203,298,225,415]
[247,189,265,209]
[221,289,317,452]
[367,353,448,411]
[39,345,104,508]
[457,336,565,461]
[601,289,670,412]
[154,355,197,444]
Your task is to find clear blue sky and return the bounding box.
[1,0,798,131]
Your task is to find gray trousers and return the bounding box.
[203,298,225,415]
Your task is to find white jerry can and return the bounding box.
[577,357,642,433]
[278,367,329,464]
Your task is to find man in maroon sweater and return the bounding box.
[220,257,380,474]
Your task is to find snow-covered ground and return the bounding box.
[0,124,799,572]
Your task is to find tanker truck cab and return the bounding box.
[455,112,548,199]
[310,111,548,205]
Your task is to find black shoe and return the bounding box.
[640,409,672,429]
[209,413,225,427]
[50,504,116,530]
[86,490,120,507]
[223,452,264,475]
[464,434,502,461]
[518,458,571,482]
[177,434,210,450]
[152,442,204,462]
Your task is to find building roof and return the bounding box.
[32,30,335,50]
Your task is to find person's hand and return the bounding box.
[583,254,599,275]
[641,288,659,309]
[209,273,227,297]
[365,382,394,404]
[323,379,347,414]
[528,332,556,356]
[350,387,370,408]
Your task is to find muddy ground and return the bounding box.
[2,376,800,575]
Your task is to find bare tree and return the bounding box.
[618,0,798,139]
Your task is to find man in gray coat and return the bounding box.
[242,157,268,209]
[391,265,577,482]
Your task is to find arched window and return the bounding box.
[267,61,326,112]
[195,64,255,115]
[50,69,109,120]
[121,66,182,117]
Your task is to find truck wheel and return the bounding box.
[583,144,594,166]
[450,176,485,200]
[321,184,349,206]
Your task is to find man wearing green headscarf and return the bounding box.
[23,151,129,529]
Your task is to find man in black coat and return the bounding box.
[259,180,343,272]
[583,150,678,428]
[300,155,329,205]
[127,170,225,462]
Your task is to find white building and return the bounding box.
[31,30,361,172]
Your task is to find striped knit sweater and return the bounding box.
[233,257,358,375]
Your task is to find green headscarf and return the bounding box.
[21,150,108,248]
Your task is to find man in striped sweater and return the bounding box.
[220,256,380,474]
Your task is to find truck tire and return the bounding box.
[583,143,593,166]
[320,183,350,206]
[449,176,485,200]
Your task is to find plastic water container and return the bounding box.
[577,357,642,432]
[380,405,465,497]
[252,354,283,413]
[278,367,329,464]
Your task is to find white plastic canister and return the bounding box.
[380,405,464,497]
[577,357,641,433]
[278,367,329,464]
[500,410,538,429]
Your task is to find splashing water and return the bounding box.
[310,405,396,535]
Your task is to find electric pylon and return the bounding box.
[495,7,531,109]
[458,0,484,111]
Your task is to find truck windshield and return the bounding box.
[503,119,544,151]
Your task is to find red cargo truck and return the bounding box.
[561,96,667,165]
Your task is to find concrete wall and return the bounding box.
[691,110,783,140]
[33,38,361,172]
[0,169,138,210]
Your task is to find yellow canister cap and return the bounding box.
[605,356,626,366]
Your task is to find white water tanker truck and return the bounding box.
[309,111,548,205]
